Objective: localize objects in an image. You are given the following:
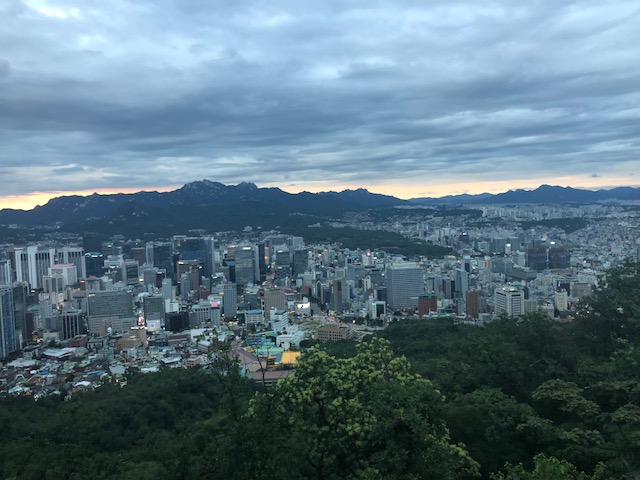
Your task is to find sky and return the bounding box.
[1,0,640,210]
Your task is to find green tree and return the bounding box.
[491,453,605,480]
[573,260,640,356]
[443,388,541,476]
[244,338,479,479]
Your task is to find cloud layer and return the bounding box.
[1,0,639,201]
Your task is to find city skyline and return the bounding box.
[2,1,639,209]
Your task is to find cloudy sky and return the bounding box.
[1,0,639,209]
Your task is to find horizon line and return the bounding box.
[1,180,639,212]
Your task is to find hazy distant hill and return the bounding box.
[409,192,493,205]
[480,184,640,204]
[410,184,640,205]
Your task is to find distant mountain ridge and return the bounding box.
[410,184,640,205]
[1,182,639,234]
[0,180,406,227]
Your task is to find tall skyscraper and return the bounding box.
[257,242,268,281]
[178,237,216,278]
[293,249,310,276]
[454,268,469,297]
[14,246,56,289]
[146,242,174,280]
[223,283,238,318]
[549,246,570,270]
[386,263,423,309]
[0,260,12,285]
[58,246,86,279]
[11,282,29,347]
[275,247,291,273]
[465,290,480,319]
[235,245,256,286]
[0,286,16,359]
[330,279,343,313]
[85,252,105,278]
[204,237,216,278]
[494,286,524,317]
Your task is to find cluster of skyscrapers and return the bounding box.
[2,193,638,362]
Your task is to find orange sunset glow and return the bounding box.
[0,186,181,211]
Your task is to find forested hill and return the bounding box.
[1,261,639,479]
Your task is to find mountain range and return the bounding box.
[409,184,640,205]
[0,180,405,227]
[0,181,638,237]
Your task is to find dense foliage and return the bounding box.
[1,261,639,478]
[0,362,255,480]
[379,260,640,478]
[292,225,453,258]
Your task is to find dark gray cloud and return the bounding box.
[1,0,639,199]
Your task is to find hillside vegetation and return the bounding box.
[1,261,639,479]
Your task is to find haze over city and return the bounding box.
[1,0,639,209]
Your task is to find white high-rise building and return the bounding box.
[0,260,11,285]
[555,290,568,311]
[14,246,56,290]
[58,246,86,279]
[494,286,524,317]
[49,264,78,288]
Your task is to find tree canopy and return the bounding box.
[2,261,640,479]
